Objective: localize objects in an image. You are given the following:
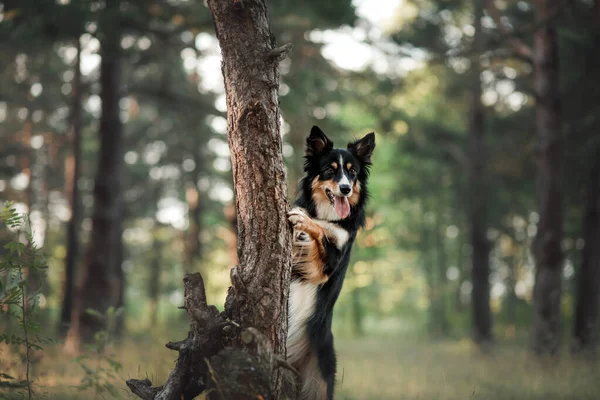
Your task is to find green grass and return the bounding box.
[2,336,600,399]
[335,339,600,400]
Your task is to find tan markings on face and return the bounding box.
[331,162,338,169]
[311,176,336,207]
[349,180,361,206]
[346,162,353,171]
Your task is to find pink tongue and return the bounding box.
[334,196,350,219]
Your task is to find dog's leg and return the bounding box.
[288,207,349,284]
[289,209,329,284]
[289,208,349,247]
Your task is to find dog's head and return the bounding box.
[302,125,375,221]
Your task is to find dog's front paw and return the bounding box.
[288,207,310,227]
[288,207,323,241]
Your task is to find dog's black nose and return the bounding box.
[340,184,351,195]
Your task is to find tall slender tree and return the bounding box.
[147,221,163,329]
[573,158,600,353]
[571,2,600,356]
[66,0,125,350]
[60,39,83,337]
[530,0,564,355]
[469,0,493,347]
[434,193,450,336]
[487,0,564,356]
[183,151,204,274]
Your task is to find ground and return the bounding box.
[2,337,599,399]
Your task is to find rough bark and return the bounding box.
[60,39,83,337]
[208,0,292,390]
[468,0,493,347]
[572,159,600,354]
[531,0,564,356]
[65,4,125,349]
[127,1,293,398]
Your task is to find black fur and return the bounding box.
[291,126,374,399]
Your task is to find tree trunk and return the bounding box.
[115,223,126,337]
[208,0,292,392]
[21,117,33,215]
[223,202,239,266]
[594,0,600,23]
[420,208,438,334]
[65,4,124,350]
[454,233,466,312]
[434,197,450,335]
[531,0,564,356]
[148,224,162,329]
[468,0,493,347]
[351,286,364,337]
[60,39,83,337]
[127,1,293,398]
[184,165,203,274]
[572,158,600,354]
[503,238,519,338]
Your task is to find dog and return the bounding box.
[287,125,375,400]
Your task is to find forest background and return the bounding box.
[1,0,600,398]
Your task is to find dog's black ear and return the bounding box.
[306,126,333,156]
[348,132,376,165]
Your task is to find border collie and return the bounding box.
[287,126,375,399]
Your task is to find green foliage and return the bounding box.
[72,306,124,399]
[1,201,48,399]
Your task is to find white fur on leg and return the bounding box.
[287,281,317,367]
[298,352,327,400]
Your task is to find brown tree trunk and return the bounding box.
[60,39,83,337]
[65,4,124,350]
[148,223,162,329]
[21,118,33,215]
[434,198,450,335]
[468,0,493,347]
[208,0,292,392]
[594,0,600,23]
[351,286,364,337]
[115,223,126,337]
[223,202,239,266]
[184,165,203,274]
[420,207,438,334]
[531,0,564,356]
[572,158,600,354]
[503,236,519,338]
[127,1,293,398]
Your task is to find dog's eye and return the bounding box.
[325,167,335,175]
[349,168,357,178]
